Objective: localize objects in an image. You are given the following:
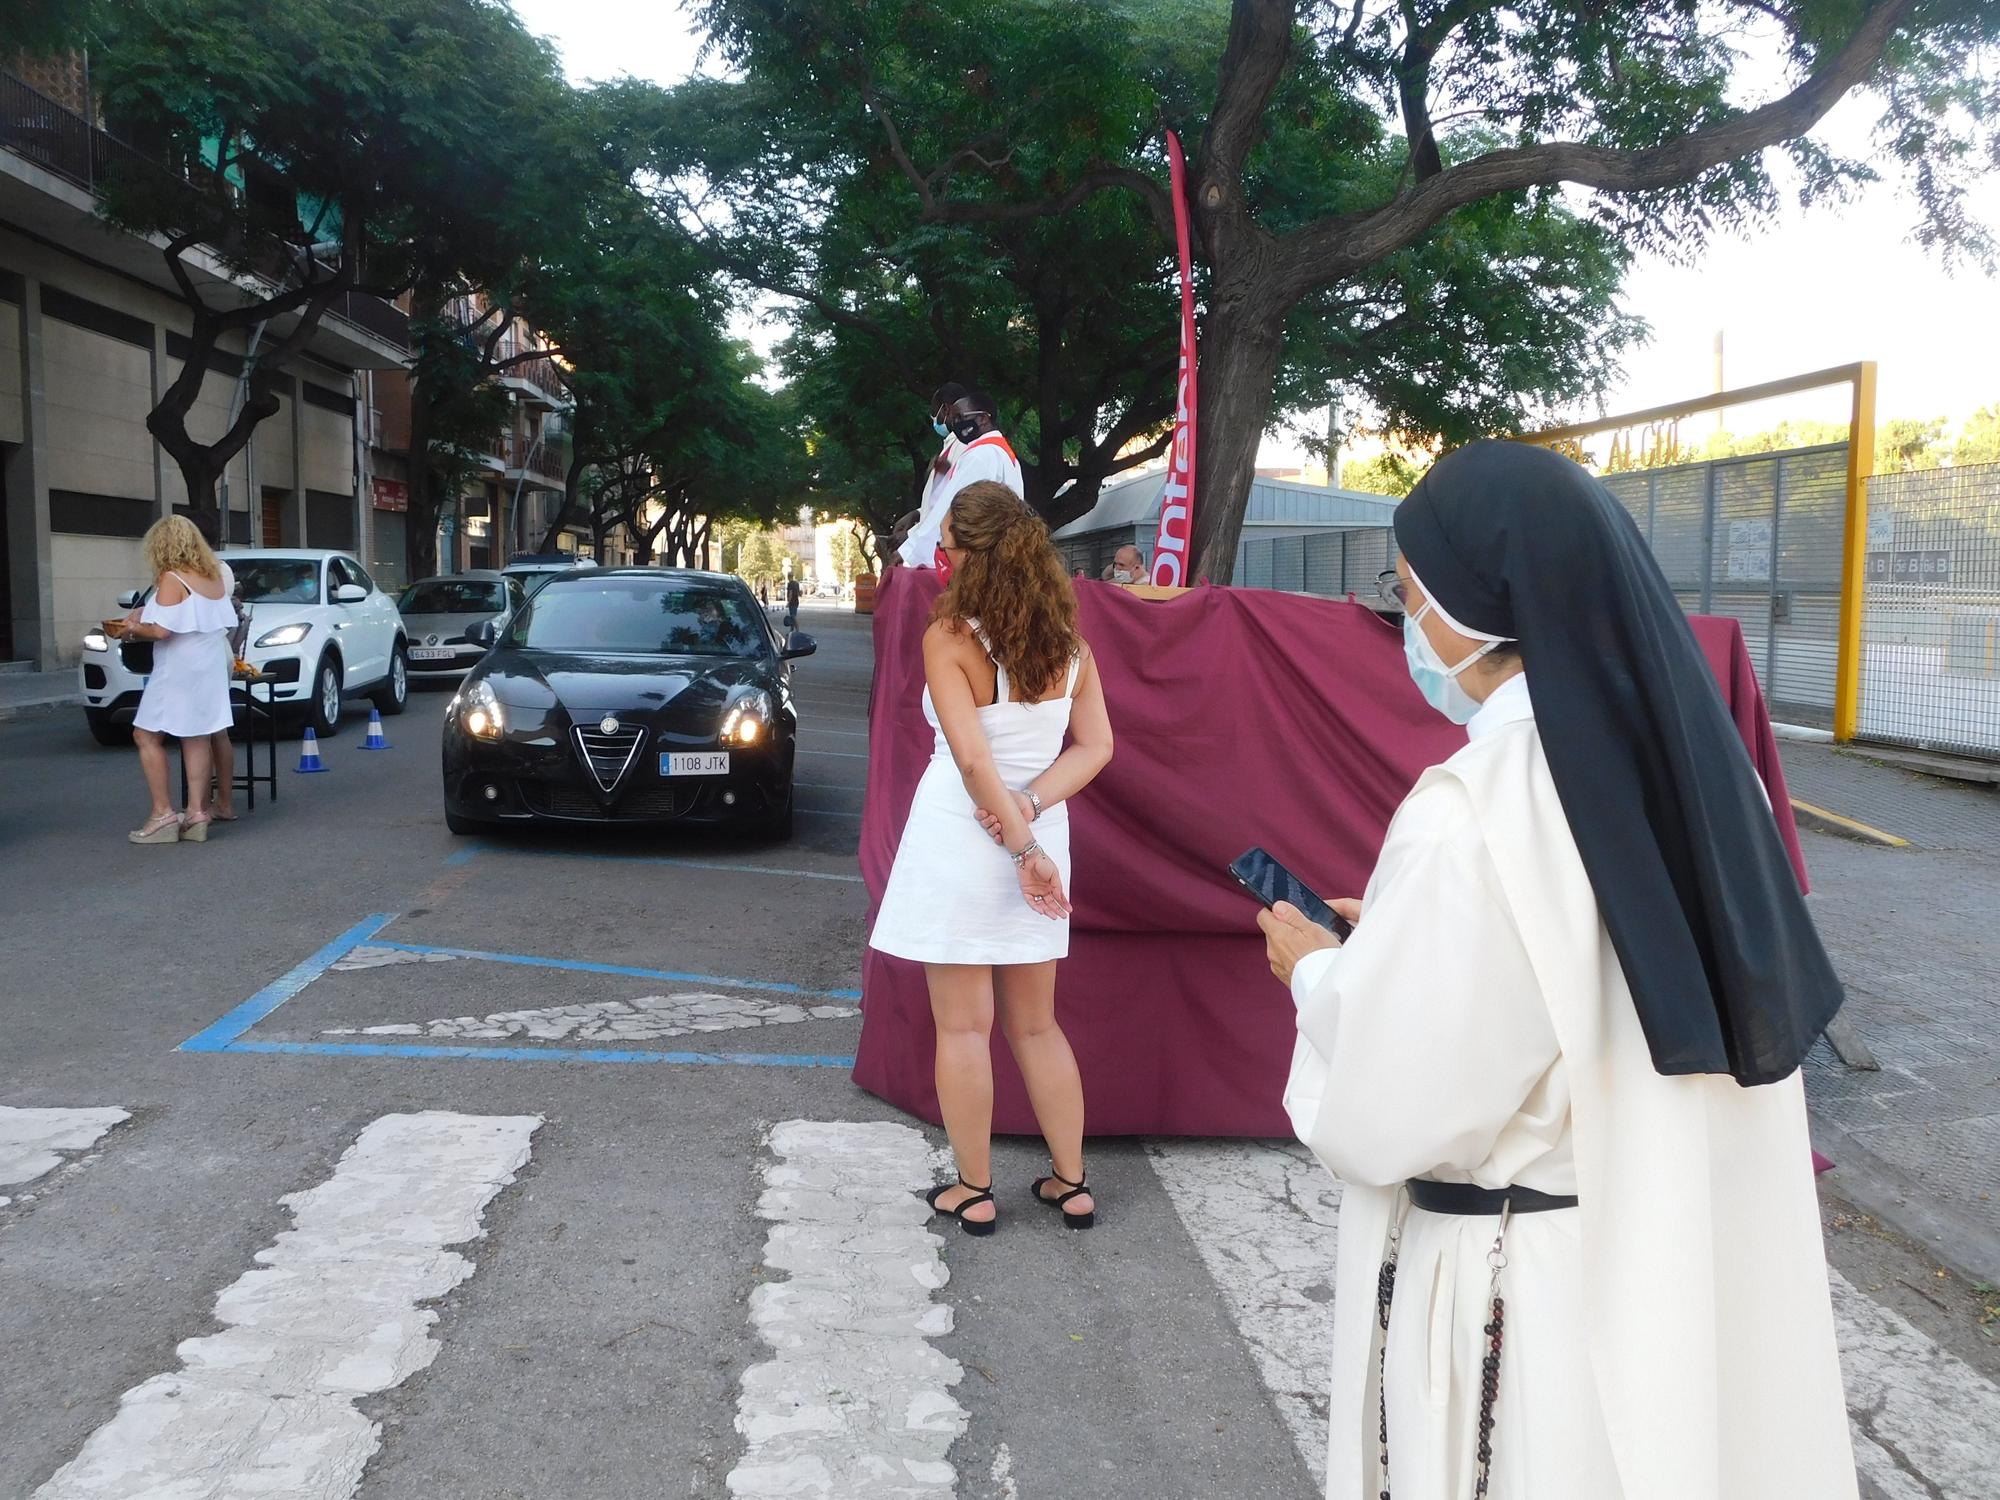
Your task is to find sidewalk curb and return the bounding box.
[0,693,84,722]
[1789,796,1911,848]
[1810,1115,2000,1286]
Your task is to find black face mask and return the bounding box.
[949,411,988,444]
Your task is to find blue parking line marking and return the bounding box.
[179,913,397,1052]
[221,1039,857,1068]
[803,728,871,737]
[180,914,864,1069]
[794,781,860,792]
[799,808,862,819]
[368,939,863,999]
[802,749,870,760]
[460,841,864,884]
[443,845,482,867]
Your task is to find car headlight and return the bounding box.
[458,679,507,741]
[82,630,110,653]
[255,622,312,648]
[720,690,773,746]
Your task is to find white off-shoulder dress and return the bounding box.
[132,571,235,738]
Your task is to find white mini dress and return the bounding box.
[870,634,1079,966]
[132,571,235,738]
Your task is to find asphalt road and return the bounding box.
[0,606,1314,1500]
[2,602,1995,1500]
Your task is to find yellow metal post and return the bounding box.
[1833,362,1877,741]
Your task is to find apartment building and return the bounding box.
[0,63,408,667]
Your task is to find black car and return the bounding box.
[441,569,814,839]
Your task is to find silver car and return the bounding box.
[397,571,525,683]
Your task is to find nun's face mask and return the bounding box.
[1403,601,1504,724]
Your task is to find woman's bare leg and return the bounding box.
[925,962,997,1222]
[181,734,214,821]
[995,960,1094,1216]
[207,730,234,815]
[134,729,173,818]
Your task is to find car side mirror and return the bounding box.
[117,589,143,609]
[781,634,817,660]
[334,583,367,604]
[468,618,499,647]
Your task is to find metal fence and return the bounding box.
[1857,462,2000,758]
[1599,445,1850,726]
[1236,528,1401,600]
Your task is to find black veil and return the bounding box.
[1394,440,1843,1087]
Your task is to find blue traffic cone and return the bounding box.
[360,708,391,750]
[294,726,329,773]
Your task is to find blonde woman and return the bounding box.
[121,515,236,843]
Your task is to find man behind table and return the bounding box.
[893,384,1022,569]
[1100,544,1147,584]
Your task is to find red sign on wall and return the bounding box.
[371,477,409,512]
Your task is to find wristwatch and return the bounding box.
[1026,790,1043,821]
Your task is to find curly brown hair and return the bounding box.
[933,481,1081,701]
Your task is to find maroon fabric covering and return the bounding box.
[854,567,1809,1136]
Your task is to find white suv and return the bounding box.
[78,549,408,744]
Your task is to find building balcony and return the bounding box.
[0,67,408,370]
[496,354,570,411]
[502,428,572,491]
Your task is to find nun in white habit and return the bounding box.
[1260,441,1857,1500]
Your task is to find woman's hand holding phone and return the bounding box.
[1259,902,1338,985]
[1259,897,1363,986]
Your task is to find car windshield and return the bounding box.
[230,560,320,604]
[401,580,507,614]
[509,579,765,658]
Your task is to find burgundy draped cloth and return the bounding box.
[854,567,1809,1137]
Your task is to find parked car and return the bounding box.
[78,548,408,744]
[501,551,597,600]
[441,568,814,839]
[398,571,524,684]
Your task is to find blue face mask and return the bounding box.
[933,418,950,437]
[1403,601,1503,725]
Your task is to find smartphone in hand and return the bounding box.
[1229,847,1353,941]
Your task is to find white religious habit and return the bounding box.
[1283,673,1856,1500]
[895,429,1024,567]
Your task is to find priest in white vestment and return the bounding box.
[1261,441,1857,1500]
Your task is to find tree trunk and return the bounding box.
[1188,283,1288,585]
[403,288,443,582]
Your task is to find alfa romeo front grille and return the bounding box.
[571,724,645,794]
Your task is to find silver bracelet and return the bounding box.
[1010,839,1043,868]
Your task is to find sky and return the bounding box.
[508,1,2000,460]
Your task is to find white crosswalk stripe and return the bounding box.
[0,1106,130,1208]
[730,1119,965,1498]
[1146,1138,2000,1500]
[32,1112,539,1500]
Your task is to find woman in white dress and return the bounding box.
[870,481,1114,1234]
[121,516,237,844]
[1261,442,1856,1500]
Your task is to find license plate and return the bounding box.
[408,647,456,661]
[663,751,731,777]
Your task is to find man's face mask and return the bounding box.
[947,407,988,444]
[932,417,950,437]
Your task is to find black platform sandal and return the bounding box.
[925,1179,998,1236]
[1030,1166,1095,1229]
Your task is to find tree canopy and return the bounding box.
[678,0,1997,579]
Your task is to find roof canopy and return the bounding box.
[1050,468,1399,539]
